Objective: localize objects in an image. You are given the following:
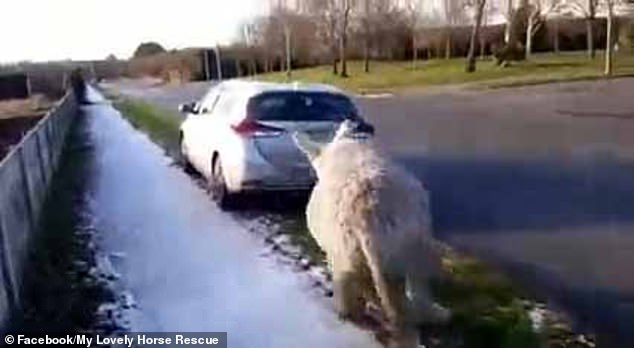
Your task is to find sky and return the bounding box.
[0,0,268,63]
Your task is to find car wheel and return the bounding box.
[179,135,196,174]
[210,157,238,210]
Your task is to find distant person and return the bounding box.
[70,68,87,104]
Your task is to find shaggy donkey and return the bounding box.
[294,120,449,347]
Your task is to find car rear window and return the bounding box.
[247,92,359,122]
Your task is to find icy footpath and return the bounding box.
[83,88,379,348]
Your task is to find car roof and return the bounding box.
[216,79,349,99]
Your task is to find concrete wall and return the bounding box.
[0,91,77,329]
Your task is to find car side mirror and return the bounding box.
[178,102,198,114]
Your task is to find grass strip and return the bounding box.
[257,52,634,93]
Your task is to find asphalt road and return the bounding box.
[105,77,634,346]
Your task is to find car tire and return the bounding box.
[179,135,196,174]
[210,157,239,210]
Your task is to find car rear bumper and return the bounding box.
[225,156,316,193]
[237,163,315,191]
[239,180,315,192]
[220,137,316,194]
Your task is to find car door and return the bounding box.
[186,86,222,172]
[197,89,241,178]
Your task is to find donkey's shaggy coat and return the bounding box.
[295,121,449,347]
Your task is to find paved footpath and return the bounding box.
[80,87,379,347]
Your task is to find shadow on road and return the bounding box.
[397,155,634,235]
[494,256,634,348]
[396,154,634,346]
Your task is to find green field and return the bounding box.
[258,52,634,93]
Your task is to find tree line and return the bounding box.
[101,0,631,82]
[238,0,630,76]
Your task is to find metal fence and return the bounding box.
[0,91,77,328]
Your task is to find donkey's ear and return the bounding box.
[292,131,327,161]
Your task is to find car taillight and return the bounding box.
[231,119,285,138]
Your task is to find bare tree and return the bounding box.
[284,23,292,78]
[367,0,396,60]
[252,11,290,74]
[268,0,294,78]
[586,0,599,58]
[525,2,541,58]
[553,18,560,53]
[504,0,514,43]
[480,1,490,58]
[442,0,467,59]
[362,0,372,73]
[604,0,615,75]
[466,0,487,72]
[525,0,561,59]
[306,0,341,74]
[338,0,354,77]
[405,0,424,67]
[250,18,266,73]
[328,9,339,75]
[242,23,258,76]
[567,0,599,58]
[586,0,598,58]
[444,0,453,58]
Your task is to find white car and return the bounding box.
[178,80,371,209]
